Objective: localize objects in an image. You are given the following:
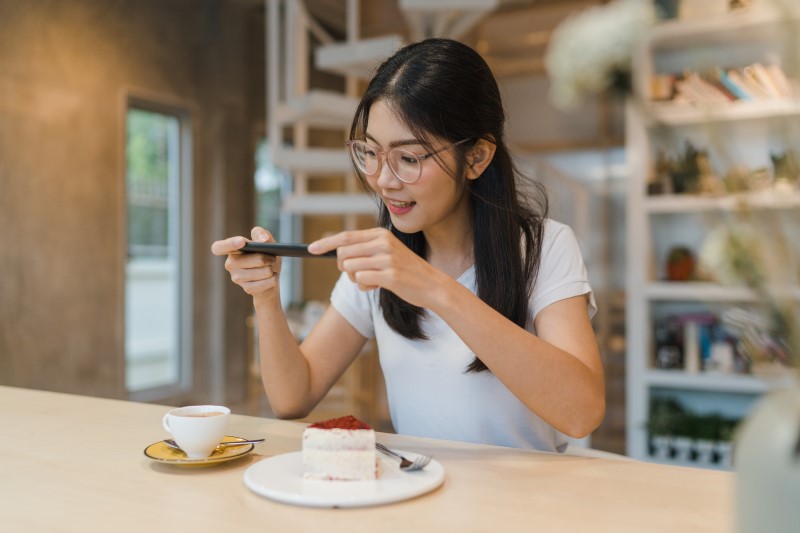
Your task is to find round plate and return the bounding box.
[144,435,255,467]
[243,450,445,508]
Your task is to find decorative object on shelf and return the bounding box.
[651,141,708,194]
[544,0,654,110]
[771,149,799,190]
[647,396,738,468]
[696,152,726,195]
[665,246,696,281]
[648,150,674,195]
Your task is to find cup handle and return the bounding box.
[162,413,171,433]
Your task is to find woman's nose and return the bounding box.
[375,159,401,189]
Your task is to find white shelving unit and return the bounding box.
[625,7,800,466]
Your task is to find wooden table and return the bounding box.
[0,386,733,532]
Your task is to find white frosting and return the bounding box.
[302,427,377,480]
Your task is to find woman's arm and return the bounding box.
[433,281,605,438]
[254,300,368,419]
[309,228,605,438]
[211,228,367,419]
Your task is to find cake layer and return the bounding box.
[303,450,376,481]
[302,416,377,481]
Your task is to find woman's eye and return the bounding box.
[399,154,419,165]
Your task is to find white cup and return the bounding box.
[162,405,231,459]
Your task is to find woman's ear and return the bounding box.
[466,138,497,180]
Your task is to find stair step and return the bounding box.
[315,34,405,79]
[272,148,351,175]
[400,0,497,40]
[275,90,359,129]
[282,193,377,215]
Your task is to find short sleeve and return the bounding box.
[530,221,597,321]
[329,271,376,339]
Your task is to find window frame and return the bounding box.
[122,93,194,404]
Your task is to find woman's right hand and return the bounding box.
[210,227,282,300]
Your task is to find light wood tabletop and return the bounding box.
[0,386,733,532]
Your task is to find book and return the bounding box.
[745,63,782,99]
[765,64,793,98]
[684,72,732,103]
[716,67,751,101]
[728,69,768,101]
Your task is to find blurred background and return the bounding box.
[2,0,796,467]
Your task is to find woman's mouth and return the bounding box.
[386,199,416,215]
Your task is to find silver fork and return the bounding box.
[375,442,432,471]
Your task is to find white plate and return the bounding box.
[243,450,445,508]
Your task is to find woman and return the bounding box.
[212,38,604,452]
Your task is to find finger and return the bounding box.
[240,277,279,296]
[211,236,247,256]
[308,228,384,255]
[225,252,276,272]
[251,227,274,243]
[340,255,391,275]
[354,270,382,291]
[231,266,274,285]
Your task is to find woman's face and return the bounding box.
[363,100,471,237]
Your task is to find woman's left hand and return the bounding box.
[308,228,444,308]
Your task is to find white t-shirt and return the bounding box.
[330,219,596,452]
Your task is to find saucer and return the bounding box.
[144,435,256,467]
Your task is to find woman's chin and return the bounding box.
[388,213,421,234]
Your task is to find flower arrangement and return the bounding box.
[544,0,654,110]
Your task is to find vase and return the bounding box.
[734,385,800,533]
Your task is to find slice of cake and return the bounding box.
[302,415,377,481]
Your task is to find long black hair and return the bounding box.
[349,38,548,373]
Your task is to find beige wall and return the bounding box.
[0,0,263,404]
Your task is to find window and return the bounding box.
[124,105,191,396]
[254,137,285,237]
[254,137,296,301]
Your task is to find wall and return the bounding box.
[0,0,262,404]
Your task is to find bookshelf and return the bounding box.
[625,6,800,468]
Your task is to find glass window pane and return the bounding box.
[255,138,284,236]
[125,108,183,392]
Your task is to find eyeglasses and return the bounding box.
[346,137,473,184]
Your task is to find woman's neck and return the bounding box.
[423,208,474,280]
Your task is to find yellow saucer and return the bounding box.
[144,435,256,467]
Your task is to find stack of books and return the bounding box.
[651,62,794,104]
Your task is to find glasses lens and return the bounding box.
[350,141,379,175]
[388,149,421,183]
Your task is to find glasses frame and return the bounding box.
[345,137,474,184]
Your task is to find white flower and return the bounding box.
[545,0,654,109]
[698,223,762,286]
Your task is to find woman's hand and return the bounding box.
[211,227,282,301]
[309,228,445,309]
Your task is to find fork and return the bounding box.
[375,442,432,471]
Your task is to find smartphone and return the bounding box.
[238,242,336,258]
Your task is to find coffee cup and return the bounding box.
[162,405,231,459]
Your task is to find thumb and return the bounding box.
[251,227,274,243]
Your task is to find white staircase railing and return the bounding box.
[266,0,501,219]
[401,0,498,41]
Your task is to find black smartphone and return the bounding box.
[239,242,336,258]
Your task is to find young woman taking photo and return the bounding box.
[212,38,605,452]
